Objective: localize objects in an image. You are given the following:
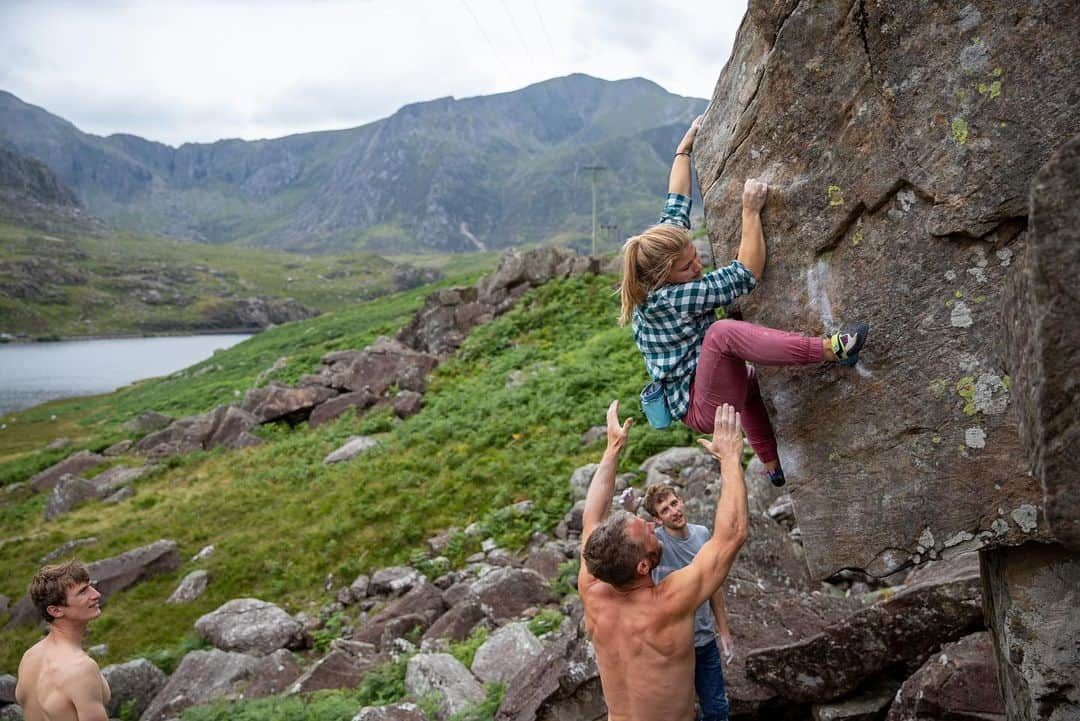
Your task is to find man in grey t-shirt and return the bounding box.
[637,483,734,721]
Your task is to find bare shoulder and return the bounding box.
[58,651,102,683]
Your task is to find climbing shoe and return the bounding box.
[830,322,869,366]
[767,466,786,488]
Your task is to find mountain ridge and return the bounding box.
[0,75,706,253]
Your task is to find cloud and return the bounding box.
[0,0,747,146]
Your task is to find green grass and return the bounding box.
[0,220,497,337]
[0,273,698,675]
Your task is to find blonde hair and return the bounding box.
[618,224,692,326]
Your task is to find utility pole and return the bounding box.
[582,165,606,255]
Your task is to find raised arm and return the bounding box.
[736,179,768,280]
[657,404,749,616]
[668,115,703,197]
[580,400,633,544]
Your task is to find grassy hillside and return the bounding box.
[0,272,698,676]
[0,220,498,337]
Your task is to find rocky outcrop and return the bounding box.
[244,649,303,699]
[354,582,447,648]
[241,383,338,425]
[745,554,982,702]
[100,658,167,720]
[290,640,382,694]
[981,543,1079,721]
[395,287,494,358]
[885,632,1004,721]
[139,649,258,721]
[469,568,554,622]
[195,598,304,656]
[321,338,437,396]
[193,296,319,331]
[136,404,261,458]
[697,0,1078,581]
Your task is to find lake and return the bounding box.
[0,334,252,415]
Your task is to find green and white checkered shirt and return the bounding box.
[632,193,757,419]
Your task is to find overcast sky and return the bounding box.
[0,0,748,147]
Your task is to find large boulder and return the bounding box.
[135,405,261,458]
[369,565,425,596]
[28,450,104,492]
[696,0,1078,581]
[471,622,542,684]
[320,337,437,395]
[241,383,338,425]
[422,599,489,645]
[195,598,303,656]
[885,632,1004,721]
[981,543,1080,721]
[139,649,258,721]
[100,658,167,720]
[405,653,485,721]
[745,554,983,702]
[352,702,429,721]
[308,390,377,428]
[43,475,99,520]
[468,567,554,622]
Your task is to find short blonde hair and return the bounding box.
[29,560,90,623]
[618,224,692,326]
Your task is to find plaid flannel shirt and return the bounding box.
[632,193,757,419]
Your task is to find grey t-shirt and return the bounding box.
[652,523,716,647]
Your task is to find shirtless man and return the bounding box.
[580,401,748,721]
[16,560,110,721]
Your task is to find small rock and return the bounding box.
[192,545,215,562]
[168,570,209,604]
[324,435,380,465]
[45,437,71,451]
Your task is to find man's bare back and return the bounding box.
[582,578,697,721]
[578,402,749,721]
[17,637,110,721]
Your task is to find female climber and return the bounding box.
[619,115,868,487]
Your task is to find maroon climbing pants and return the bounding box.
[683,319,824,465]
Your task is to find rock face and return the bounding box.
[981,543,1080,721]
[1004,136,1080,550]
[696,0,1078,581]
[139,649,258,721]
[195,598,303,655]
[100,658,167,720]
[885,632,1004,721]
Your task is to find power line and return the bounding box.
[532,0,556,55]
[500,0,531,56]
[459,0,501,60]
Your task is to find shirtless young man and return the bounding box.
[579,401,748,721]
[16,560,110,721]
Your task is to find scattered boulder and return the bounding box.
[469,567,554,622]
[579,426,605,446]
[308,390,377,428]
[89,465,146,495]
[0,674,14,703]
[45,437,70,450]
[102,439,133,456]
[195,598,303,656]
[355,582,447,646]
[392,390,423,418]
[745,556,983,702]
[243,649,303,699]
[100,658,166,720]
[28,450,104,492]
[422,599,489,645]
[352,701,429,721]
[103,486,134,504]
[395,286,494,358]
[139,649,258,721]
[39,537,99,564]
[523,544,567,580]
[0,705,22,721]
[471,622,543,684]
[885,632,1004,721]
[135,405,261,458]
[290,640,382,694]
[405,653,485,720]
[568,464,599,502]
[167,570,209,604]
[369,566,425,596]
[43,475,99,520]
[324,436,380,465]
